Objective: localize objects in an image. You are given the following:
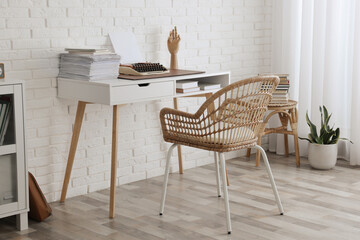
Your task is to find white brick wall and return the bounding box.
[0,0,272,202]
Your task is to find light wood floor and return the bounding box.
[1,152,360,240]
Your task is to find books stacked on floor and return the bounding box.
[271,74,290,104]
[0,97,12,145]
[58,48,121,81]
[176,80,200,93]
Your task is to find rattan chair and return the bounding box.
[159,76,284,234]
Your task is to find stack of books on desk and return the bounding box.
[176,81,200,93]
[271,74,290,104]
[58,48,121,81]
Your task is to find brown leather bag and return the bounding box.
[28,172,52,221]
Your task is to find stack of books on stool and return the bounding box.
[176,80,200,93]
[270,74,289,104]
[58,48,121,81]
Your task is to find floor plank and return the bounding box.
[1,152,360,240]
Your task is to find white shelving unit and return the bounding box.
[0,80,28,231]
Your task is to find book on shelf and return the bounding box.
[176,87,200,93]
[274,89,288,94]
[272,94,289,98]
[0,98,12,145]
[176,80,198,89]
[279,79,289,84]
[277,85,290,89]
[277,82,290,89]
[198,82,221,90]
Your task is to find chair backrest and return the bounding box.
[194,75,279,148]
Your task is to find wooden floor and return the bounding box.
[1,152,360,240]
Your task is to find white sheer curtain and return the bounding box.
[270,0,360,165]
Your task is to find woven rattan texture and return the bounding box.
[268,100,297,109]
[160,76,280,152]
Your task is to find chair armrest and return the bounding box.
[160,107,196,120]
[160,108,199,135]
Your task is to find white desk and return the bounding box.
[57,72,230,218]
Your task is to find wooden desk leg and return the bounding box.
[291,108,300,167]
[246,148,251,157]
[109,105,119,218]
[173,98,184,174]
[176,147,183,174]
[293,130,300,167]
[256,137,262,167]
[225,161,230,186]
[60,101,87,203]
[284,134,289,157]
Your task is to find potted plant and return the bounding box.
[299,106,352,170]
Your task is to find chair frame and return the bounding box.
[159,76,284,234]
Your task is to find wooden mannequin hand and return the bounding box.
[167,26,181,55]
[167,26,180,69]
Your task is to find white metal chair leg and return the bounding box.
[253,145,284,215]
[159,143,178,215]
[219,153,232,234]
[214,152,222,197]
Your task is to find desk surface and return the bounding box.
[57,71,230,105]
[118,69,205,80]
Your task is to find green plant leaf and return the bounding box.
[322,125,336,143]
[308,133,316,143]
[320,106,324,130]
[339,137,354,144]
[323,105,329,121]
[323,106,331,132]
[329,128,340,144]
[320,125,326,139]
[306,112,319,142]
[324,114,332,132]
[320,106,328,139]
[298,136,311,142]
[304,106,352,145]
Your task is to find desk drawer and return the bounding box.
[111,81,174,104]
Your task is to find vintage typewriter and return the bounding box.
[119,63,169,76]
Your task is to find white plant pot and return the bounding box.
[308,143,338,170]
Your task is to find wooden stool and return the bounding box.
[246,100,300,167]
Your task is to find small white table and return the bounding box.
[57,72,230,218]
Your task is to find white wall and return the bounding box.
[0,0,272,202]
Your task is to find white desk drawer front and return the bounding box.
[111,81,174,104]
